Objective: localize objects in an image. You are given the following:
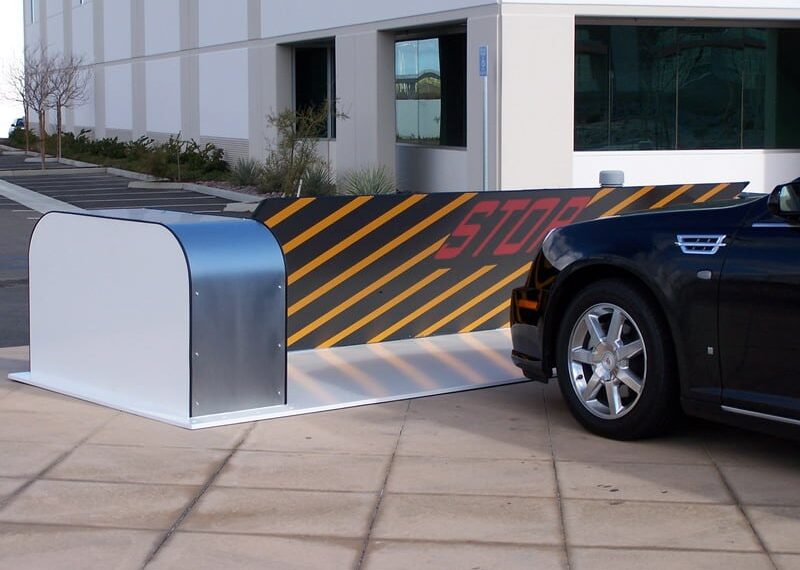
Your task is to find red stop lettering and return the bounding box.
[524,195,591,253]
[435,200,499,260]
[494,197,560,256]
[472,199,531,257]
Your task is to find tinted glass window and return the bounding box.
[575,24,800,150]
[294,45,336,138]
[395,33,466,147]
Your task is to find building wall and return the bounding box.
[22,0,800,193]
[501,2,800,191]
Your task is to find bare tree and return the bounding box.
[23,47,56,169]
[5,50,35,153]
[49,54,91,160]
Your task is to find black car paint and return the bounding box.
[510,192,800,437]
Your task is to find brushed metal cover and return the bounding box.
[174,218,285,416]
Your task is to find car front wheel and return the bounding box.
[555,279,677,440]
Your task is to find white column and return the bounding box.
[499,8,574,189]
[253,44,292,161]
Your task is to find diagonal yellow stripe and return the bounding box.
[601,186,654,217]
[283,196,372,253]
[288,192,476,316]
[368,264,495,344]
[264,197,315,227]
[419,263,530,337]
[318,268,450,348]
[459,299,511,333]
[650,184,693,210]
[588,187,615,206]
[695,183,730,203]
[501,321,510,328]
[288,237,448,346]
[288,194,426,285]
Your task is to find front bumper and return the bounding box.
[510,286,549,381]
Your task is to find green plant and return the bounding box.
[125,136,154,161]
[301,163,336,196]
[8,127,33,148]
[264,102,345,196]
[339,165,396,195]
[230,157,264,186]
[146,148,169,177]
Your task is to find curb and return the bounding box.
[0,167,104,177]
[0,178,83,214]
[127,180,261,203]
[106,167,167,182]
[58,157,101,168]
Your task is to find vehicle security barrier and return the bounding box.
[10,182,746,428]
[254,182,746,351]
[11,209,286,428]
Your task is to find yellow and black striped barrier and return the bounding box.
[253,182,746,350]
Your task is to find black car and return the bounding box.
[510,181,800,440]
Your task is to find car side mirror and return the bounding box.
[768,182,800,218]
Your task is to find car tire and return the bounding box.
[555,278,678,440]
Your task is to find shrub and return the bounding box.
[8,127,33,148]
[262,103,347,196]
[259,154,291,195]
[125,136,154,161]
[146,149,169,177]
[230,157,264,186]
[301,163,336,196]
[339,165,396,195]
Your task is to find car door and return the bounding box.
[718,202,800,421]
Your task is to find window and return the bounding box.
[294,43,336,138]
[30,0,36,22]
[395,30,466,147]
[575,24,800,150]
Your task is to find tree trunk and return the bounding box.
[23,108,30,153]
[56,103,62,161]
[38,110,47,170]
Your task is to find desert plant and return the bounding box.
[339,165,396,195]
[230,157,264,186]
[263,102,346,196]
[301,163,336,196]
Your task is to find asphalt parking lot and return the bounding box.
[1,172,235,214]
[0,153,72,172]
[0,209,37,348]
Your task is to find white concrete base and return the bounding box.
[10,329,526,429]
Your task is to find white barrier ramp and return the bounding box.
[9,209,525,429]
[254,328,523,427]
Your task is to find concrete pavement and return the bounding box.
[1,346,798,569]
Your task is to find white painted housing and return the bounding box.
[25,213,191,426]
[24,0,800,193]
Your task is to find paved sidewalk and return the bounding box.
[1,346,799,569]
